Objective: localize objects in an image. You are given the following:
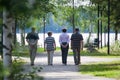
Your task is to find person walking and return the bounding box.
[45,31,56,65]
[59,28,70,65]
[26,27,39,66]
[71,28,83,65]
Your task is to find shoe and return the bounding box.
[75,62,79,65]
[31,63,34,66]
[48,64,53,66]
[75,63,79,65]
[63,63,67,65]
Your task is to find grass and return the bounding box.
[37,47,61,53]
[77,47,120,79]
[37,47,44,53]
[12,46,61,57]
[69,47,120,57]
[80,61,120,79]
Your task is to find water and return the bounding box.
[17,33,120,47]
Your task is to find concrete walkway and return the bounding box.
[23,51,120,80]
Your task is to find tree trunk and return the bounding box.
[13,19,17,45]
[3,9,13,80]
[20,28,25,46]
[115,28,118,41]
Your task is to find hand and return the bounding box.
[62,45,67,48]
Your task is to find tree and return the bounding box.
[0,0,29,79]
[90,0,120,40]
[0,0,56,79]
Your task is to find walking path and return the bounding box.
[23,51,120,80]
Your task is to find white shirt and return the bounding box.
[59,33,70,44]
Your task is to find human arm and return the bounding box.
[70,34,73,49]
[26,33,30,44]
[53,38,56,50]
[80,40,83,50]
[71,40,73,49]
[53,43,56,50]
[44,39,47,51]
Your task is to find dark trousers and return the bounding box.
[61,42,69,64]
[73,47,80,65]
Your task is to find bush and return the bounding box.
[1,58,43,80]
[0,60,4,80]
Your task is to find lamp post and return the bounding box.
[43,16,46,51]
[100,7,103,49]
[107,0,110,54]
[72,0,75,32]
[97,4,100,49]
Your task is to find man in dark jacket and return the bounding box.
[26,27,39,66]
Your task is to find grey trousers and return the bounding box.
[73,47,80,65]
[29,45,37,65]
[47,50,54,65]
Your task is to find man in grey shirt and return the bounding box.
[45,31,56,65]
[71,28,83,65]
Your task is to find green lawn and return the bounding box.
[12,46,61,57]
[70,47,120,79]
[69,47,120,57]
[37,47,61,53]
[80,61,120,79]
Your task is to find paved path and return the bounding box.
[23,52,120,80]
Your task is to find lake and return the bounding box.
[17,33,120,47]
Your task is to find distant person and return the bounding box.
[59,28,70,65]
[71,28,83,65]
[45,31,56,65]
[26,27,39,66]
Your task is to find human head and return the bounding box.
[31,27,35,32]
[62,28,67,33]
[75,28,79,32]
[47,31,52,36]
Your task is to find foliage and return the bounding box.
[90,0,120,38]
[33,0,56,18]
[51,0,98,32]
[12,62,43,80]
[80,61,120,79]
[12,42,29,57]
[11,58,43,80]
[0,60,4,80]
[0,58,43,80]
[0,0,29,18]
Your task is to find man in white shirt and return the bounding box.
[59,28,70,65]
